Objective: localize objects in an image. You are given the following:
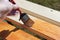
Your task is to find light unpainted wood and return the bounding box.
[0,20,40,40]
[20,8,60,26]
[15,0,60,26]
[6,15,60,40]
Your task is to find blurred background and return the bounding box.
[27,0,60,11]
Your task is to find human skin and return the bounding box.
[0,0,22,21]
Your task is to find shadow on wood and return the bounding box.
[0,28,19,40]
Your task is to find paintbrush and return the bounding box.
[19,13,34,27]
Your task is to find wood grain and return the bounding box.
[0,20,40,40]
[6,15,60,40]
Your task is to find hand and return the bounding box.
[9,0,16,4]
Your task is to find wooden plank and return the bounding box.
[15,0,60,26]
[0,20,40,40]
[6,30,40,40]
[20,8,60,26]
[6,14,60,40]
[30,17,60,40]
[0,19,15,31]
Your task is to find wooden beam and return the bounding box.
[15,0,60,26]
[6,15,60,40]
[6,30,40,40]
[20,8,60,26]
[0,20,40,40]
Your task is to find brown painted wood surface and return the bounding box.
[0,20,40,40]
[31,17,60,40]
[6,15,60,40]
